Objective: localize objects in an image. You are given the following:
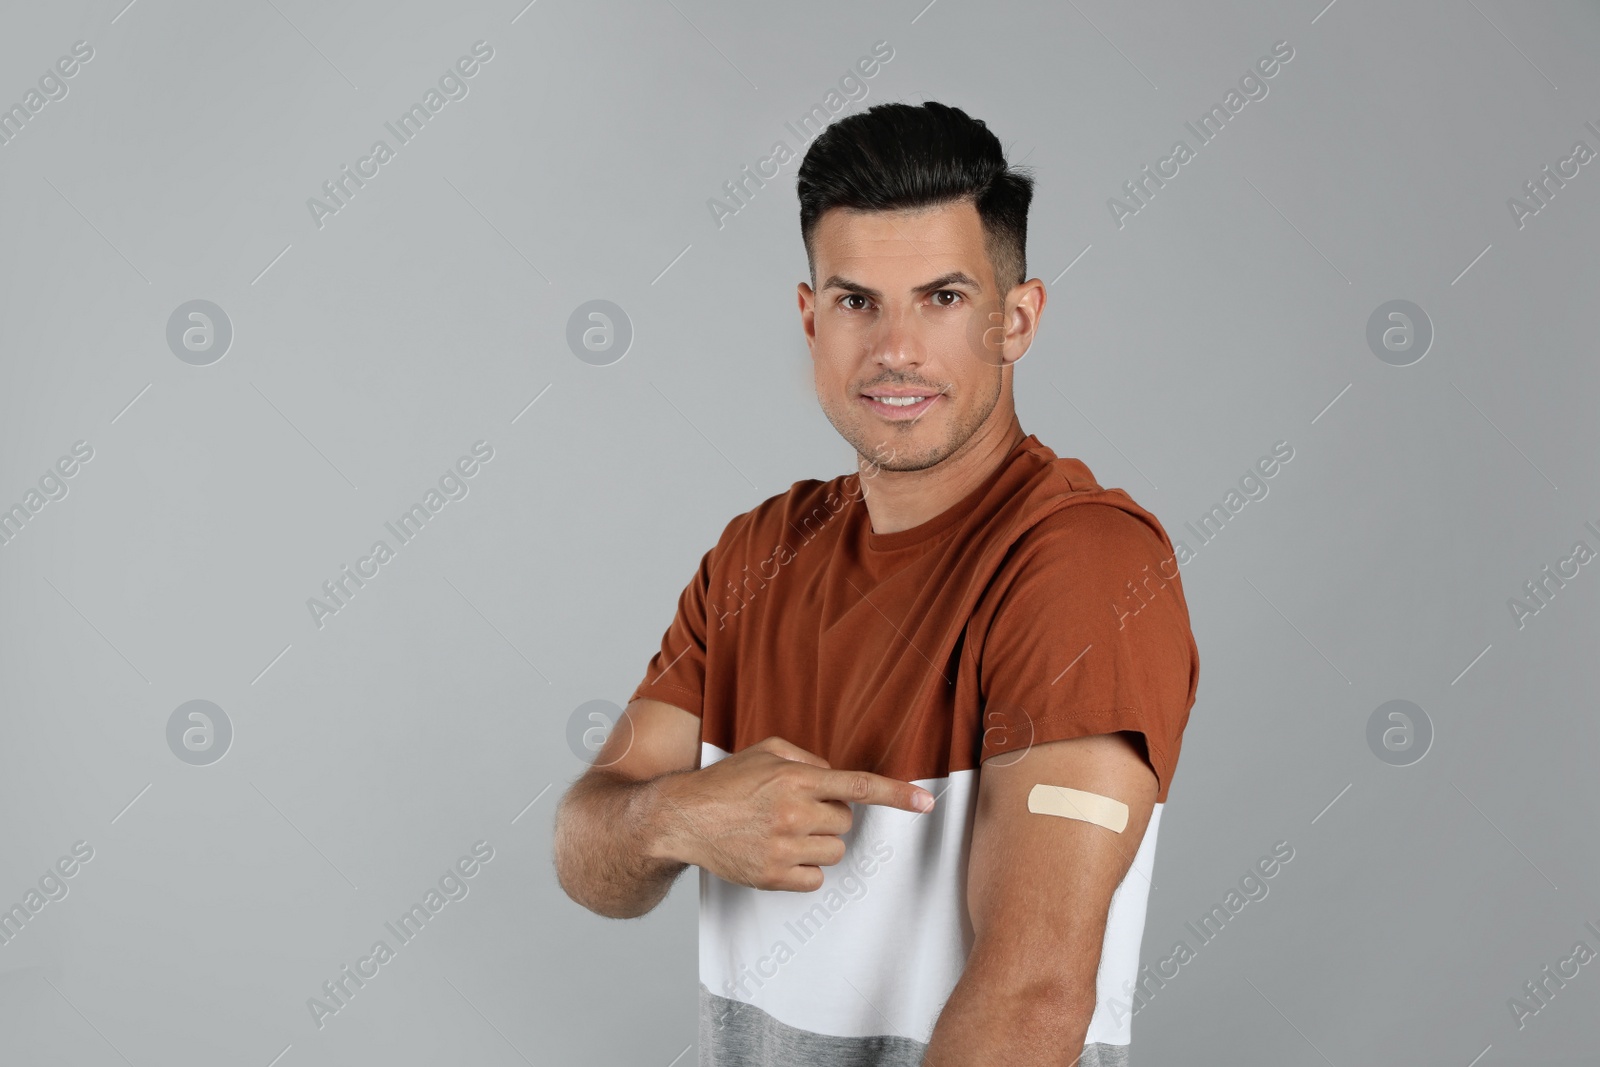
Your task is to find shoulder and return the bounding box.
[986,510,1133,613]
[992,442,1167,554]
[1027,501,1170,558]
[708,473,860,559]
[1005,481,1178,576]
[975,497,1195,659]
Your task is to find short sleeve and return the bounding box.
[628,542,719,716]
[974,503,1198,802]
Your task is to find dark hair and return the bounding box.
[796,101,1035,290]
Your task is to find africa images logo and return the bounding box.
[1107,40,1295,228]
[306,41,495,230]
[307,841,495,1029]
[306,441,495,630]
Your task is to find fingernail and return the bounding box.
[914,791,934,812]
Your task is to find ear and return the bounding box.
[999,278,1047,367]
[797,281,818,356]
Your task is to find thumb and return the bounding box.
[751,735,832,770]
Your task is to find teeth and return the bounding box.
[873,396,926,406]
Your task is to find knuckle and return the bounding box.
[772,805,801,834]
[848,773,872,802]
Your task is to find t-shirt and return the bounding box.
[630,432,1200,1067]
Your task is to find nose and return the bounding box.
[866,304,924,373]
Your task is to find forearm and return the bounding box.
[922,967,1094,1067]
[553,769,696,919]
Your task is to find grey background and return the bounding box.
[1,0,1596,1064]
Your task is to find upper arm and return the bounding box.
[975,503,1197,803]
[582,697,702,784]
[962,730,1158,1003]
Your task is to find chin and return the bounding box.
[856,428,956,473]
[822,400,960,472]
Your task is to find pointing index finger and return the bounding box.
[810,767,935,813]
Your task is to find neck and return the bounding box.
[859,412,1027,535]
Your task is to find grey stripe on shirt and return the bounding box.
[699,984,1131,1067]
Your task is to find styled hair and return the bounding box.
[796,101,1035,290]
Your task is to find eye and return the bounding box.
[932,290,962,307]
[841,293,871,311]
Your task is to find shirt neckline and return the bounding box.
[860,433,1043,552]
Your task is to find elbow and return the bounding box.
[551,790,604,916]
[556,844,652,921]
[1005,979,1097,1056]
[963,956,1098,1038]
[550,844,594,915]
[1008,973,1096,1027]
[1037,982,1097,1034]
[551,788,664,921]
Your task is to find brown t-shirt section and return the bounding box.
[630,434,1200,803]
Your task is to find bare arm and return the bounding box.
[552,698,702,919]
[922,731,1157,1066]
[553,699,938,919]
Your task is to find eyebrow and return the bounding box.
[820,270,983,301]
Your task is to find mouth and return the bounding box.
[859,391,942,422]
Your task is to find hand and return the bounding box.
[654,735,935,892]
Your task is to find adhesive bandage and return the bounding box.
[1026,784,1129,833]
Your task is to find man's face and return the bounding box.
[798,199,1026,472]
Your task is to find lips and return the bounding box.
[860,392,940,421]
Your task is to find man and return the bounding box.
[554,101,1200,1066]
